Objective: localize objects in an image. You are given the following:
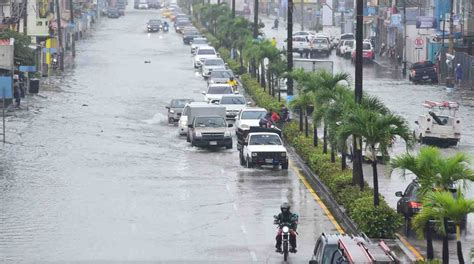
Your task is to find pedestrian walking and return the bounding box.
[455,63,463,87]
[13,75,21,108]
[280,104,290,122]
[271,37,277,47]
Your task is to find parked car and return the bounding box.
[188,116,233,149]
[201,58,226,78]
[178,102,223,136]
[351,41,375,63]
[146,19,163,32]
[107,8,121,18]
[193,46,218,68]
[190,38,208,54]
[182,28,201,44]
[336,33,354,56]
[409,60,438,84]
[174,19,191,33]
[202,84,234,103]
[173,13,188,22]
[138,0,149,9]
[207,69,234,85]
[218,95,249,120]
[165,99,194,123]
[309,37,331,57]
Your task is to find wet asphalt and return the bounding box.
[0,8,338,263]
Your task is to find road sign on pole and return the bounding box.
[415,37,424,48]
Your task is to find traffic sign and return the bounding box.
[415,38,424,48]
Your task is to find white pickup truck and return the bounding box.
[239,130,288,170]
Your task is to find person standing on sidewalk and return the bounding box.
[271,37,277,47]
[13,75,22,108]
[455,63,463,87]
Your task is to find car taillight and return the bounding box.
[411,70,416,76]
[408,201,422,209]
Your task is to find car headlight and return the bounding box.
[282,226,289,233]
[195,131,202,137]
[224,131,231,137]
[179,119,187,126]
[281,152,286,157]
[169,109,175,113]
[176,26,180,30]
[251,152,258,157]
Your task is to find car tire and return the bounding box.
[246,156,253,168]
[281,162,289,170]
[226,143,232,149]
[168,117,174,124]
[186,133,191,143]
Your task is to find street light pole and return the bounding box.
[286,0,294,96]
[300,0,304,30]
[353,0,364,190]
[448,0,454,54]
[402,0,407,76]
[253,0,259,38]
[70,0,75,58]
[55,0,64,71]
[231,0,235,18]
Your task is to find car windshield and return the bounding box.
[193,39,207,44]
[204,59,224,66]
[322,245,344,264]
[176,21,190,26]
[346,41,354,47]
[220,96,245,104]
[198,49,216,55]
[241,111,266,119]
[195,117,226,128]
[170,99,191,108]
[208,86,232,94]
[363,43,371,50]
[314,38,327,44]
[211,71,232,78]
[148,20,161,25]
[341,34,354,40]
[249,134,282,145]
[293,37,307,42]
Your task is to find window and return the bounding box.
[241,111,266,120]
[204,59,224,66]
[193,39,207,44]
[249,134,282,145]
[198,49,216,55]
[322,245,341,264]
[211,71,232,78]
[220,96,245,104]
[171,100,191,108]
[208,86,232,94]
[362,43,371,50]
[194,117,226,127]
[314,38,328,44]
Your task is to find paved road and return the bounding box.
[259,14,474,261]
[0,8,339,263]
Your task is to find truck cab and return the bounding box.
[188,116,233,149]
[240,131,288,169]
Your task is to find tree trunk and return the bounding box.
[323,125,328,154]
[330,145,336,163]
[443,217,449,264]
[426,221,434,260]
[239,48,244,73]
[372,154,379,207]
[260,61,266,88]
[313,126,318,147]
[352,136,364,190]
[304,112,309,137]
[341,151,347,170]
[299,107,303,132]
[457,225,465,264]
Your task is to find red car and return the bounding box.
[351,41,375,63]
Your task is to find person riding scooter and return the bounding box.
[163,21,169,32]
[227,76,238,93]
[274,202,298,253]
[272,18,279,29]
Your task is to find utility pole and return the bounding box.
[300,0,304,30]
[448,0,454,54]
[55,0,64,71]
[286,0,293,96]
[23,0,27,35]
[353,0,364,191]
[253,0,259,38]
[69,0,75,58]
[402,0,407,76]
[231,0,235,18]
[340,10,344,34]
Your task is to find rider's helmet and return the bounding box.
[230,76,234,81]
[280,202,290,213]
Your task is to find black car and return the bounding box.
[409,60,438,84]
[395,179,465,235]
[174,20,191,34]
[107,8,121,18]
[146,19,163,32]
[182,30,201,44]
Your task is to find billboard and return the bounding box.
[416,16,437,29]
[27,0,55,36]
[293,59,334,74]
[0,77,13,99]
[0,39,14,70]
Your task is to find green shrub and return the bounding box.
[414,260,441,264]
[351,196,402,238]
[336,185,373,215]
[217,47,241,74]
[241,74,283,111]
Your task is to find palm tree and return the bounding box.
[338,108,412,206]
[391,147,474,196]
[289,85,313,136]
[412,191,474,264]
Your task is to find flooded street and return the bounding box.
[0,9,338,262]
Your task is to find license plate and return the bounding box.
[265,158,273,163]
[209,141,217,145]
[423,75,429,79]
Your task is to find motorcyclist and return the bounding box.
[163,21,169,31]
[274,202,298,253]
[227,76,238,92]
[259,111,274,128]
[273,18,279,29]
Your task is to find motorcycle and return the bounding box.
[163,24,169,32]
[274,216,295,262]
[51,57,58,70]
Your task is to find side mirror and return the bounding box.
[188,124,193,128]
[395,191,403,197]
[228,124,233,127]
[216,52,220,57]
[414,120,419,124]
[201,91,206,95]
[165,106,170,109]
[213,101,219,105]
